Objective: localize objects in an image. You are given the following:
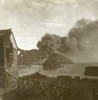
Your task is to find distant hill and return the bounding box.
[48,53,73,64]
[18,49,73,66]
[18,49,47,65]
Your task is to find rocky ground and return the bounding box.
[1,72,98,100]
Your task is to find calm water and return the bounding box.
[19,64,98,79]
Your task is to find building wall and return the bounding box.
[3,35,18,79]
[0,38,4,66]
[10,34,17,49]
[8,49,18,79]
[0,31,18,88]
[4,48,18,79]
[0,38,19,88]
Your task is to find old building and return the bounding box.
[0,29,18,88]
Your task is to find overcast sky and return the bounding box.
[0,0,98,50]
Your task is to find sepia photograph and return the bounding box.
[0,0,98,100]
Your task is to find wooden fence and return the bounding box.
[17,76,70,100]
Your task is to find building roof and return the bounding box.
[0,29,18,49]
[0,29,11,37]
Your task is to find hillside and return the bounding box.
[18,50,73,66]
[49,53,73,64]
[18,49,47,65]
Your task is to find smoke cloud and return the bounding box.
[37,33,61,55]
[66,18,98,62]
[37,18,98,63]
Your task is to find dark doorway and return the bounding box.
[0,38,4,66]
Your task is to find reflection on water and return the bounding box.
[19,65,43,77]
[19,64,98,79]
